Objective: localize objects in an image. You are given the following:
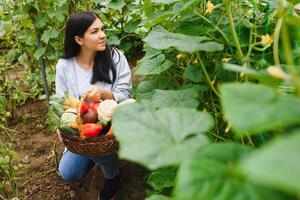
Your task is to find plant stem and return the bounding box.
[273,17,283,66]
[196,53,220,97]
[193,8,231,47]
[245,27,254,65]
[224,0,244,60]
[209,91,219,131]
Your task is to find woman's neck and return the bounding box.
[75,50,96,70]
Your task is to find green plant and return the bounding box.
[112,0,300,199]
[0,125,21,199]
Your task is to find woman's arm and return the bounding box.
[55,59,68,97]
[111,51,132,102]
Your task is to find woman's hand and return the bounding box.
[87,85,114,102]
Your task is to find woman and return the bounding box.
[55,11,131,200]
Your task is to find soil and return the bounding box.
[5,99,148,200]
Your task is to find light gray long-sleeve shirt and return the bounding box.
[55,50,132,102]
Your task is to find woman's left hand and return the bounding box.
[87,85,114,102]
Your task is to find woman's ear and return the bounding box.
[74,36,83,46]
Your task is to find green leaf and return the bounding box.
[146,194,173,200]
[183,64,203,83]
[18,31,34,46]
[175,18,216,36]
[113,102,212,169]
[136,75,175,99]
[107,1,126,10]
[175,143,288,200]
[221,83,300,135]
[124,19,141,33]
[33,47,46,60]
[0,96,7,110]
[7,49,20,62]
[144,0,156,18]
[41,29,59,44]
[47,6,66,22]
[144,26,224,53]
[151,0,179,4]
[223,63,283,87]
[34,13,47,29]
[147,166,177,190]
[151,89,199,109]
[240,130,300,197]
[108,35,120,45]
[136,53,173,75]
[18,53,30,68]
[46,95,65,133]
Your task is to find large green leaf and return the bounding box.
[146,194,173,200]
[124,19,141,33]
[240,130,300,197]
[221,83,300,135]
[136,75,175,99]
[175,143,289,200]
[147,166,177,190]
[144,26,224,53]
[113,102,213,169]
[151,89,199,109]
[136,53,173,75]
[183,64,203,83]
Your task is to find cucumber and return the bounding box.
[59,124,80,137]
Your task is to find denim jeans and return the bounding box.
[58,149,119,182]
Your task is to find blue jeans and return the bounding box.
[59,149,119,182]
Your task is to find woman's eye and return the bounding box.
[101,26,106,31]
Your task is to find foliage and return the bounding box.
[1,0,300,199]
[0,125,21,199]
[111,0,300,199]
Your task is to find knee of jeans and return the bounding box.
[59,164,82,182]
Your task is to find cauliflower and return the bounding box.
[61,108,77,126]
[97,100,118,122]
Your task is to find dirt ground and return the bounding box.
[5,99,148,200]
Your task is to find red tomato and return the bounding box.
[80,102,90,114]
[90,102,100,112]
[81,123,103,137]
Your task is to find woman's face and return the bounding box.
[76,18,107,52]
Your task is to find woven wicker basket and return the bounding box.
[61,125,119,156]
[60,93,119,156]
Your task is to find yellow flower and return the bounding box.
[222,58,231,63]
[261,34,273,46]
[205,1,216,15]
[266,66,287,79]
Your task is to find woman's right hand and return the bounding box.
[56,129,63,143]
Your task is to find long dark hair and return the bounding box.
[62,11,117,84]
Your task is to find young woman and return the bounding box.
[55,11,132,200]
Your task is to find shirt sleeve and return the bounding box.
[55,59,68,97]
[112,51,132,102]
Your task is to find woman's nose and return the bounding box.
[99,30,106,39]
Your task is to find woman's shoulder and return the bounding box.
[56,57,74,70]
